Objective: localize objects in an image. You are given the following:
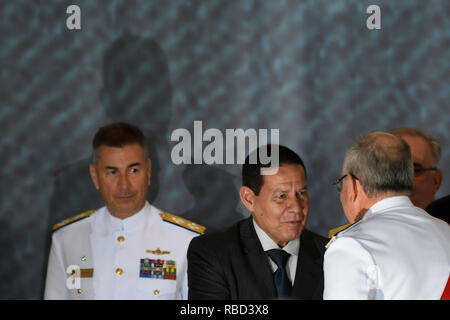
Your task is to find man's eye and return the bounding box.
[296,190,307,198]
[107,170,116,174]
[129,168,138,174]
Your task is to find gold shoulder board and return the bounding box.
[159,212,206,234]
[52,210,96,231]
[325,223,356,249]
[327,223,353,239]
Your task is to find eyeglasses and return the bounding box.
[414,165,437,176]
[333,173,358,193]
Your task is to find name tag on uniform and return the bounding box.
[71,268,94,278]
[140,259,176,280]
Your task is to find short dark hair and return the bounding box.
[343,132,413,198]
[242,144,306,195]
[92,122,148,164]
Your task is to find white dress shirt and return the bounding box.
[253,218,299,284]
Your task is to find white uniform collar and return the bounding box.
[252,218,299,257]
[104,201,152,232]
[363,195,414,221]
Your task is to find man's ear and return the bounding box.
[348,174,360,203]
[89,164,100,190]
[147,158,152,186]
[239,186,256,213]
[433,169,443,194]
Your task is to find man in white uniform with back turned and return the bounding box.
[44,122,205,299]
[324,132,450,299]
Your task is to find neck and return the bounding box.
[108,204,146,220]
[277,241,288,248]
[368,191,410,205]
[110,212,136,220]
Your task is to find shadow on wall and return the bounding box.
[0,142,47,299]
[42,34,171,297]
[181,163,244,233]
[48,34,172,230]
[41,34,244,297]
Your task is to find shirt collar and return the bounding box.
[104,201,151,232]
[252,218,299,257]
[363,195,414,221]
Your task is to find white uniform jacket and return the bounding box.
[44,202,202,300]
[324,196,450,299]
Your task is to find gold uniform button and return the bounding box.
[115,268,123,275]
[153,289,159,295]
[117,236,125,243]
[77,289,82,294]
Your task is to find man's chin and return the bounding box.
[283,222,305,232]
[281,230,303,242]
[109,203,142,218]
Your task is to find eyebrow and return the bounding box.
[127,162,141,168]
[105,162,141,170]
[273,185,308,193]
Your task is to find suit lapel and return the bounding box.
[239,217,277,298]
[292,229,323,299]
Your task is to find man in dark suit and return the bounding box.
[187,145,327,299]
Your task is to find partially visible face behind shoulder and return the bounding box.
[397,134,442,209]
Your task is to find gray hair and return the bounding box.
[343,133,414,198]
[390,127,441,169]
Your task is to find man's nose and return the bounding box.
[287,196,304,213]
[118,172,132,189]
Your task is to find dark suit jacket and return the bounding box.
[426,195,450,223]
[187,216,327,299]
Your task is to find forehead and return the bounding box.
[399,135,432,164]
[261,164,307,190]
[97,143,146,164]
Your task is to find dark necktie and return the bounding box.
[266,249,292,298]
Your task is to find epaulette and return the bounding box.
[52,210,96,231]
[327,223,353,239]
[325,222,356,249]
[159,212,206,234]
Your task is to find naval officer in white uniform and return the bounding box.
[44,122,205,299]
[324,132,450,300]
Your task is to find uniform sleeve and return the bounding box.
[44,232,69,300]
[187,237,230,299]
[179,258,189,300]
[179,235,198,300]
[323,237,382,300]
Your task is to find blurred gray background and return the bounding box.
[0,0,449,299]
